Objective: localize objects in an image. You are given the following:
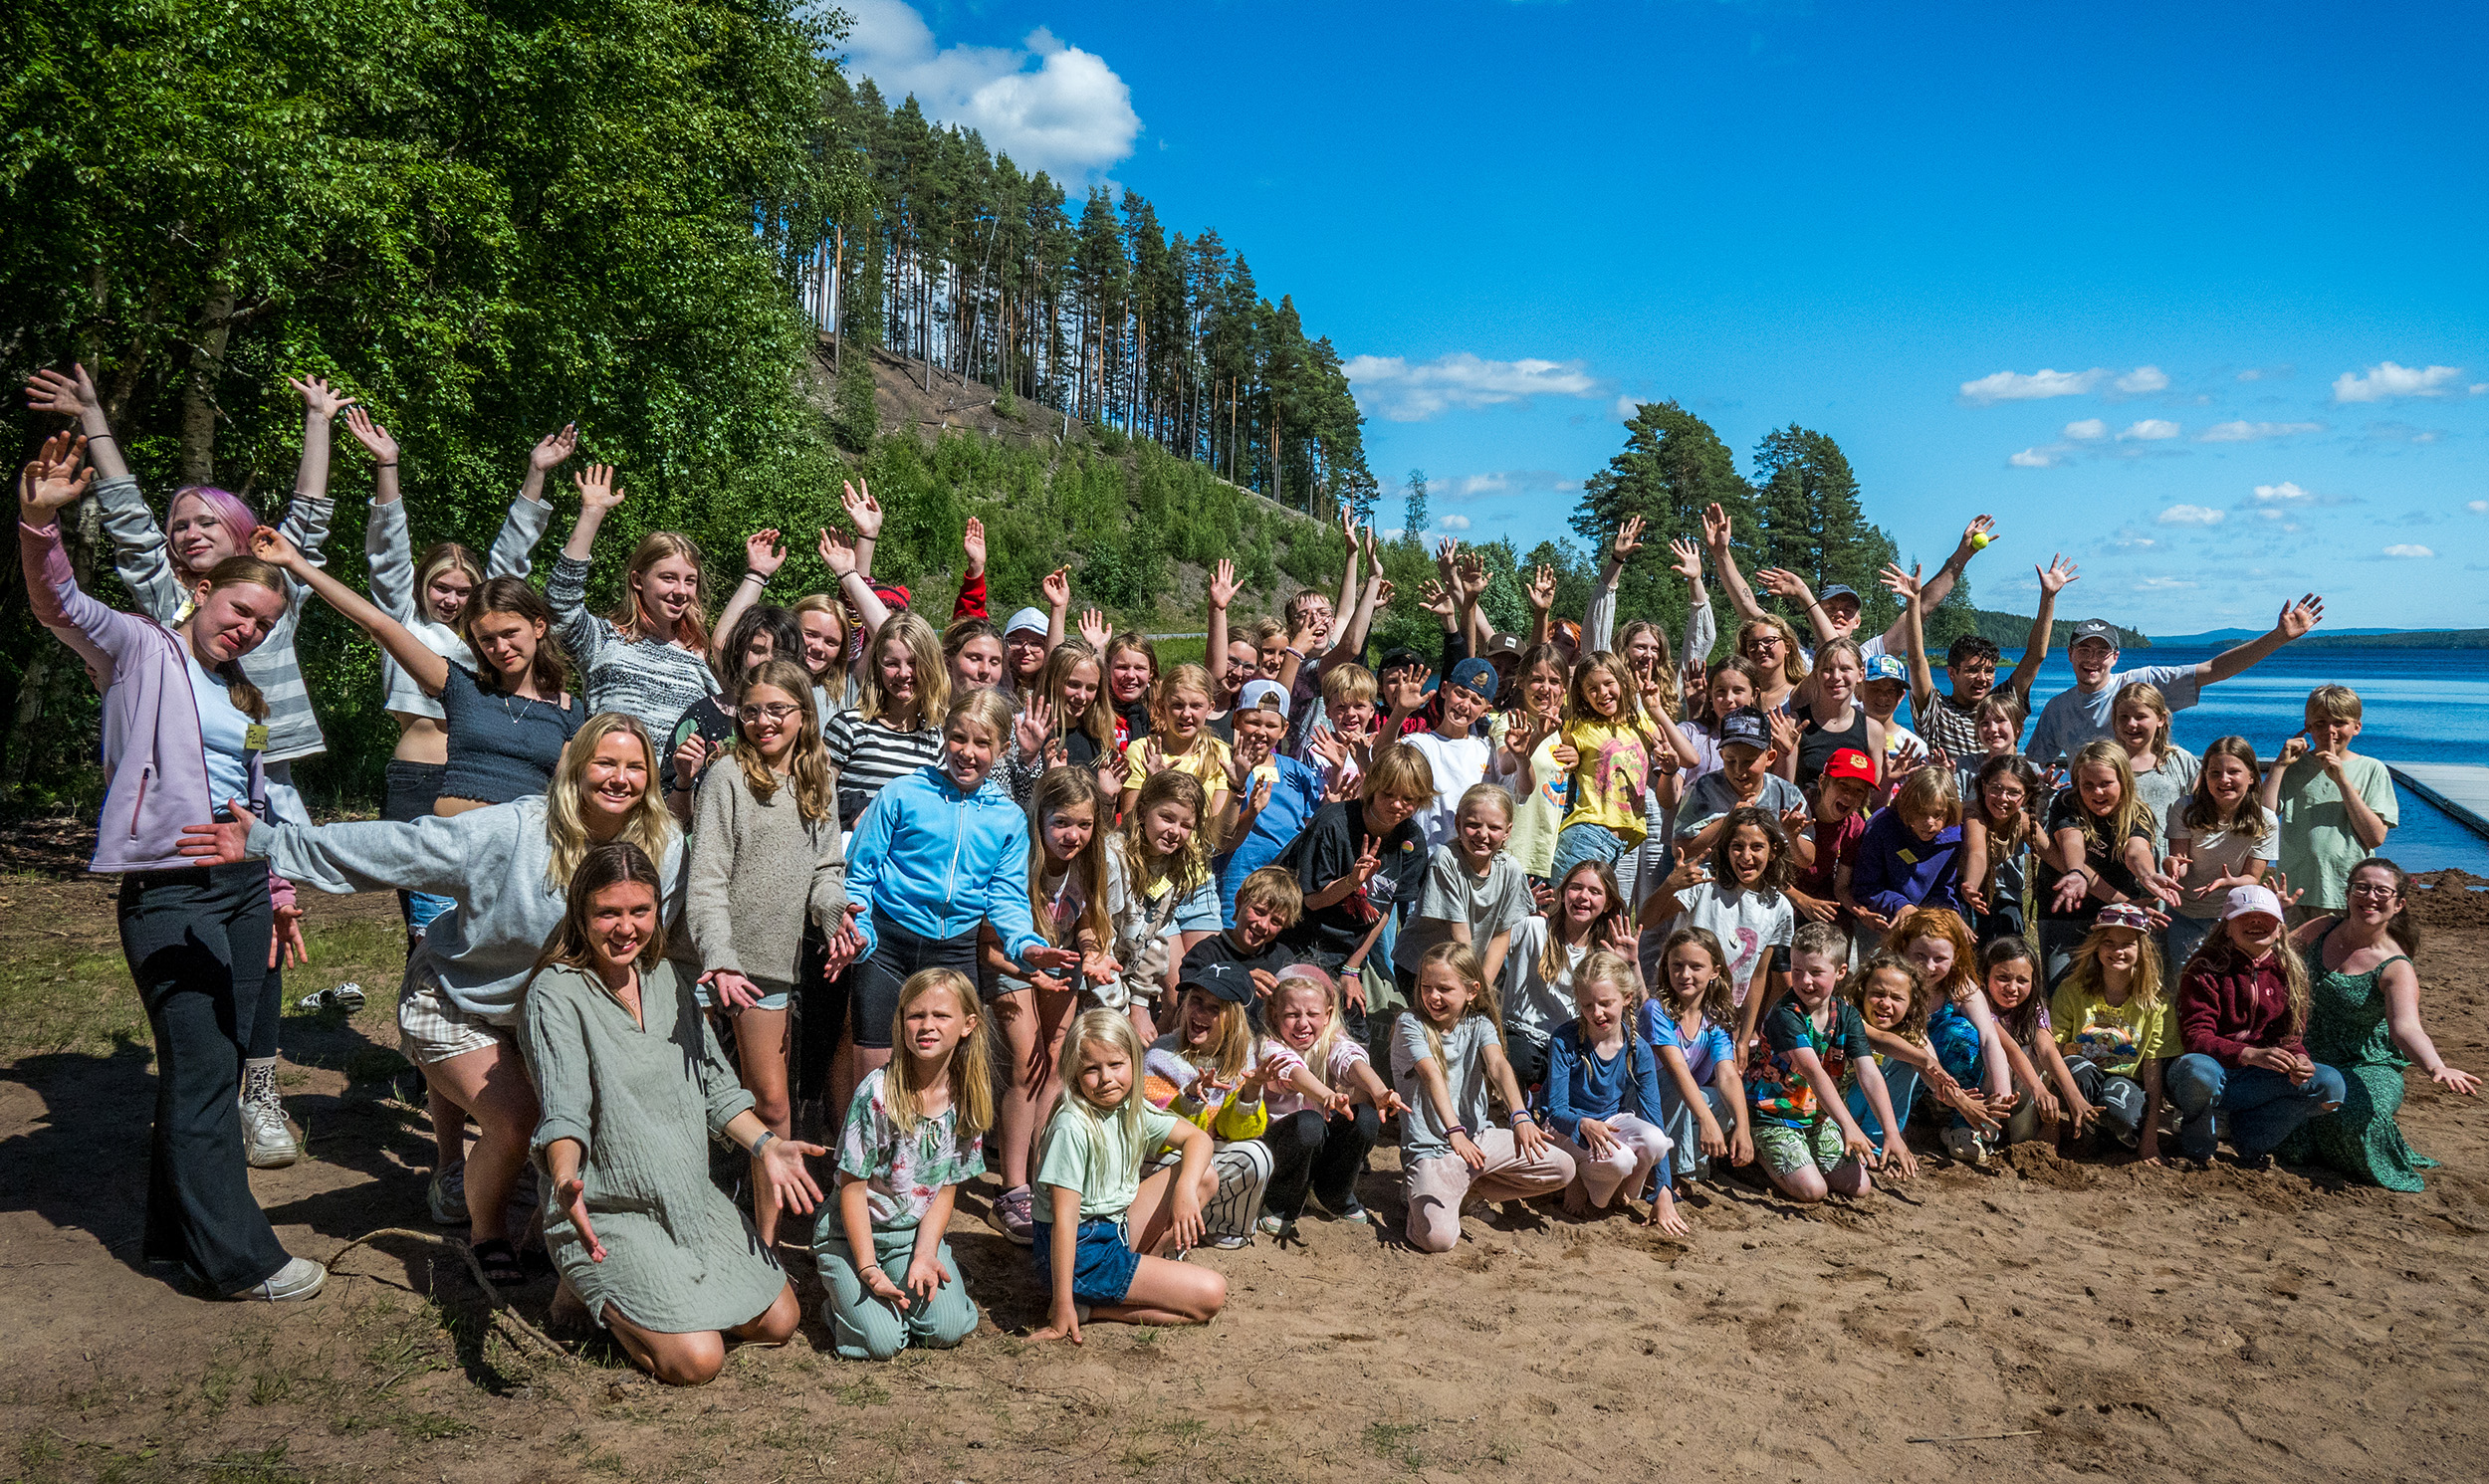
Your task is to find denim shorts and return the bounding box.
[692,980,792,1013]
[1031,1216,1140,1306]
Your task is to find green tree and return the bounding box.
[1573,401,1755,637]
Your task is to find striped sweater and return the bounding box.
[93,475,335,763]
[546,553,716,745]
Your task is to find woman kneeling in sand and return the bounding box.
[522,841,825,1384]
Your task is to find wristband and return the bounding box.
[375,461,398,469]
[85,431,114,442]
[1445,1124,1471,1141]
[1508,1110,1535,1128]
[743,570,767,587]
[749,1130,777,1157]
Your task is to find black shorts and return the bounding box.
[849,921,980,1049]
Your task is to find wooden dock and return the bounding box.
[2386,763,2489,843]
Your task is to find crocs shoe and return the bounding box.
[1943,1127,1990,1167]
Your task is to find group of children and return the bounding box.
[20,367,2477,1385]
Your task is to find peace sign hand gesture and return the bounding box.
[1349,834,1385,889]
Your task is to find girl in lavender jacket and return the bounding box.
[17,434,325,1303]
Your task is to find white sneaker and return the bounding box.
[240,1068,302,1169]
[233,1255,326,1302]
[1943,1127,1989,1167]
[428,1164,468,1226]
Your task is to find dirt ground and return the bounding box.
[3,855,2485,1484]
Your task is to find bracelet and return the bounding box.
[1509,1109,1535,1127]
[1283,646,1305,659]
[743,570,767,586]
[1445,1124,1471,1141]
[749,1130,777,1157]
[86,432,115,443]
[376,461,398,468]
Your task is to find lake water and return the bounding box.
[1955,645,2489,876]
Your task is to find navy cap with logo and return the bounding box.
[1819,583,1861,607]
[1180,960,1256,1005]
[1718,706,1770,750]
[1449,657,1499,698]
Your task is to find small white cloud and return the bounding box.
[1960,368,2103,404]
[2474,383,2489,396]
[2236,368,2263,382]
[1449,470,1566,500]
[2252,481,2314,504]
[2157,504,2226,526]
[1343,351,1607,422]
[2115,365,2170,394]
[2363,421,2445,444]
[2382,543,2436,558]
[2197,420,2325,443]
[2468,500,2489,515]
[2134,575,2199,590]
[2063,418,2108,440]
[2009,446,2066,469]
[2119,419,2182,441]
[2333,360,2465,403]
[1612,394,1642,422]
[1437,515,1472,532]
[843,2,1143,179]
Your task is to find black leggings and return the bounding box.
[118,862,288,1293]
[850,921,979,1050]
[1258,1104,1382,1220]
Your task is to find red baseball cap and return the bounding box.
[1821,748,1875,786]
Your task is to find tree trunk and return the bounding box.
[180,283,238,484]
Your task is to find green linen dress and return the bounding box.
[2284,929,2438,1191]
[521,960,788,1330]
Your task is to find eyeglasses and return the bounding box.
[738,704,804,724]
[2347,882,2400,900]
[1746,636,1786,650]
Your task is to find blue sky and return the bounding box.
[841,0,2489,635]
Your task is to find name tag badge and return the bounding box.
[244,724,270,752]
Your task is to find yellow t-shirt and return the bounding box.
[1127,734,1233,797]
[2050,980,2172,1080]
[1558,717,1655,844]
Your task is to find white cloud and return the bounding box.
[2197,420,2324,443]
[2332,360,2465,403]
[2115,365,2170,394]
[2119,419,2181,441]
[2383,543,2436,558]
[1959,367,2102,404]
[2364,420,2445,444]
[2009,446,2066,469]
[1612,394,1642,422]
[842,2,1141,179]
[2236,368,2264,382]
[1437,515,1472,532]
[1449,470,1570,500]
[1342,351,1606,422]
[2063,418,2108,441]
[2157,504,2226,526]
[2252,481,2315,505]
[2468,501,2489,515]
[2473,383,2488,395]
[2134,575,2199,591]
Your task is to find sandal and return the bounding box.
[469,1237,527,1289]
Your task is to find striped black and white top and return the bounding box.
[547,554,716,746]
[823,708,943,829]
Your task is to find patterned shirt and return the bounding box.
[1748,997,1871,1129]
[836,1066,983,1229]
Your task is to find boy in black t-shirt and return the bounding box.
[1279,742,1438,1045]
[1181,866,1304,1029]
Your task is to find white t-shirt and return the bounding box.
[2165,806,2282,922]
[1404,731,1494,852]
[186,648,255,811]
[2027,663,2202,766]
[1642,881,1794,1005]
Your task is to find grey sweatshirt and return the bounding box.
[685,762,848,994]
[248,796,688,1020]
[364,493,551,721]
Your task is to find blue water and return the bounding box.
[1948,645,2489,876]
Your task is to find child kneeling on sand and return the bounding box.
[1392,942,1575,1252]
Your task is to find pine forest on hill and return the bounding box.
[0,0,2142,816]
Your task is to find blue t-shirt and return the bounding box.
[185,648,254,811]
[1543,1019,1667,1136]
[1217,753,1326,926]
[1640,1000,1734,1088]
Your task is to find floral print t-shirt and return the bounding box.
[837,1066,984,1229]
[1747,998,1872,1129]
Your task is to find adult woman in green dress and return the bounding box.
[2286,857,2478,1189]
[523,842,827,1385]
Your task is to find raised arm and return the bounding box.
[1877,515,1992,652]
[1320,528,1390,679]
[1207,557,1238,694]
[2006,556,2077,704]
[1891,562,1936,721]
[18,435,139,670]
[1701,502,1767,625]
[1673,536,1716,668]
[281,374,355,531]
[25,364,132,483]
[711,529,789,668]
[2197,595,2325,690]
[558,462,625,566]
[1040,565,1071,653]
[818,529,891,645]
[841,480,882,582]
[1322,506,1361,657]
[1584,516,1642,653]
[253,529,449,695]
[1757,567,1839,646]
[348,409,420,623]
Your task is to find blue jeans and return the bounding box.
[2165,1053,2347,1162]
[1549,822,1629,888]
[1656,1079,1733,1184]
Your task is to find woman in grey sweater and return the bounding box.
[685,659,849,1243]
[524,841,820,1386]
[186,713,684,1287]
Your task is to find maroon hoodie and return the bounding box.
[2176,937,2306,1066]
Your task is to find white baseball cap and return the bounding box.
[2220,884,2286,923]
[1239,679,1290,720]
[1003,606,1048,638]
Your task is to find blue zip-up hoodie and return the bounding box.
[846,762,1044,965]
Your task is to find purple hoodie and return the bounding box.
[1849,806,1964,920]
[20,519,293,908]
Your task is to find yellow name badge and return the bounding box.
[244,724,270,752]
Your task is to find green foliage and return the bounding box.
[1572,401,1752,640]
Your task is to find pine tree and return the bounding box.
[1404,469,1430,543]
[1573,401,1756,632]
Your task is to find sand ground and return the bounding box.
[2,864,2483,1484]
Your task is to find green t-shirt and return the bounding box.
[1033,1099,1178,1221]
[2274,752,2397,912]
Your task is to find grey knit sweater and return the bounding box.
[685,761,848,994]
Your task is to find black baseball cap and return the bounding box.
[1378,647,1427,676]
[1718,706,1769,750]
[1180,961,1256,1006]
[2069,619,2122,649]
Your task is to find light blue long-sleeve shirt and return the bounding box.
[845,763,1044,966]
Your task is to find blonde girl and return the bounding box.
[1784,637,1886,794]
[1031,1009,1227,1343]
[2042,739,2179,982]
[1884,907,2023,1164]
[1106,769,1221,1040]
[1543,950,1679,1231]
[548,464,717,746]
[1142,966,1279,1246]
[983,766,1118,1244]
[1959,754,2043,942]
[819,967,991,1362]
[1122,662,1235,835]
[826,609,951,831]
[2112,681,2196,853]
[1036,636,1118,772]
[1503,859,1634,1090]
[1392,943,1577,1253]
[1256,965,1404,1232]
[1394,782,1533,1000]
[1640,927,1753,1189]
[2163,735,2278,968]
[1548,650,1682,894]
[1735,614,1809,714]
[1980,936,2093,1149]
[2049,903,2171,1161]
[684,659,846,1243]
[790,592,852,720]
